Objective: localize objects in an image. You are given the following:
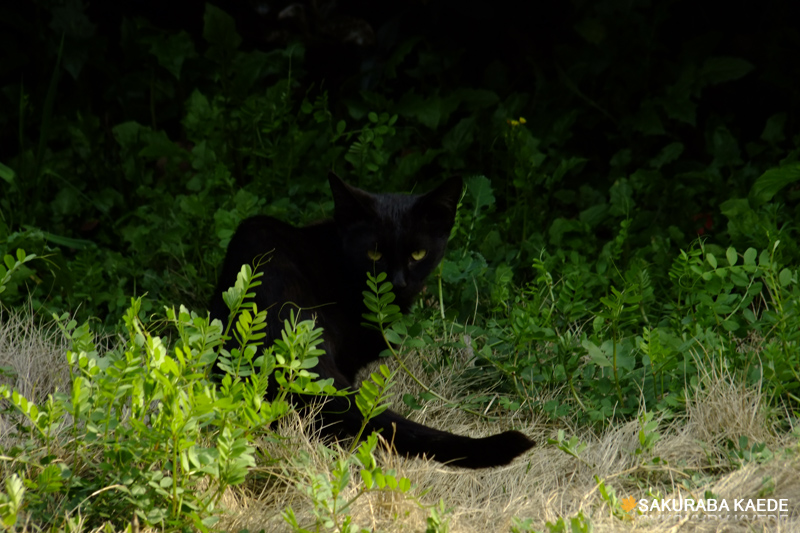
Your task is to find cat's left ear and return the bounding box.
[328,172,375,226]
[416,176,463,230]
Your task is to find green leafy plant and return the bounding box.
[635,411,662,457]
[0,248,37,300]
[511,511,593,533]
[425,499,452,533]
[548,430,590,467]
[0,273,351,531]
[351,364,395,451]
[361,270,492,419]
[0,475,25,530]
[595,477,629,521]
[725,436,774,467]
[283,434,413,533]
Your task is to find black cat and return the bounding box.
[209,173,534,468]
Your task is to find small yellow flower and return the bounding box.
[510,120,520,126]
[519,117,527,124]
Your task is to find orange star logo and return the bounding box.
[621,496,637,513]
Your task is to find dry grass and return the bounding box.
[1,309,798,532]
[217,346,800,532]
[0,305,72,403]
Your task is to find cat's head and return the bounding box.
[329,173,462,311]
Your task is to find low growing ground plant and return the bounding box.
[0,263,354,530]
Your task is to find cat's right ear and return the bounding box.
[429,176,464,216]
[328,172,374,226]
[416,176,463,230]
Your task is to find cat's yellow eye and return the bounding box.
[367,250,382,261]
[410,249,427,261]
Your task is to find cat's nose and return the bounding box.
[391,271,407,288]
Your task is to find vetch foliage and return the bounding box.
[0,276,349,530]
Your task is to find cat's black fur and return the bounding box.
[209,173,534,468]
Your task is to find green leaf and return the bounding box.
[362,381,378,397]
[464,175,494,212]
[395,93,458,130]
[743,248,757,266]
[579,204,609,228]
[22,226,94,249]
[203,4,242,50]
[700,57,754,86]
[398,477,411,492]
[761,113,787,144]
[50,6,94,78]
[403,393,423,410]
[779,268,792,287]
[390,322,407,336]
[709,125,741,166]
[442,116,476,153]
[649,142,684,170]
[748,163,800,208]
[360,469,373,488]
[148,31,196,79]
[721,319,739,332]
[706,253,717,269]
[633,101,665,135]
[719,198,751,218]
[726,247,737,266]
[384,329,402,344]
[582,339,610,367]
[0,162,15,184]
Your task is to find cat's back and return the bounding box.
[225,215,338,266]
[210,215,343,323]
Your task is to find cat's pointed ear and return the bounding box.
[416,176,463,233]
[328,172,374,226]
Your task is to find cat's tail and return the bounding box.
[322,398,535,468]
